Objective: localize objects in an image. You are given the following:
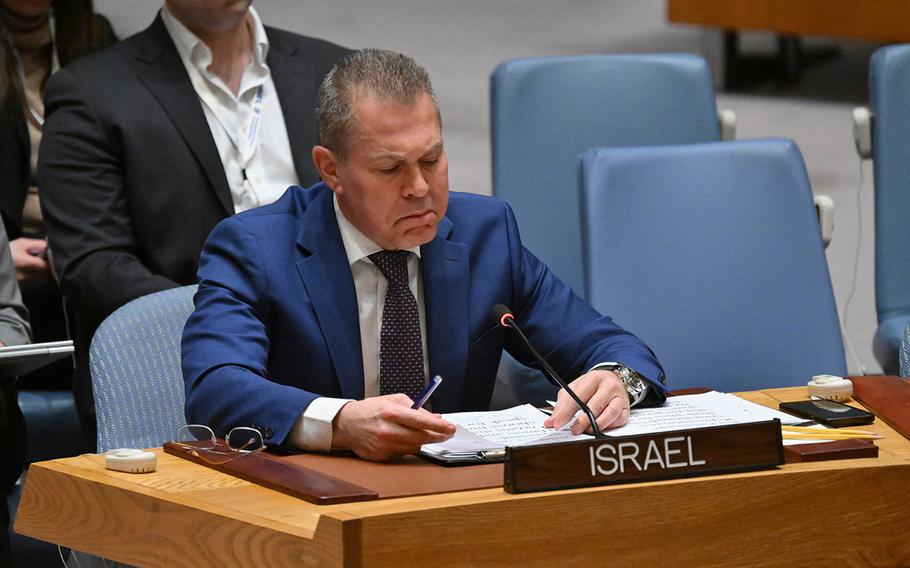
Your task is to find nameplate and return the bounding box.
[503,420,784,494]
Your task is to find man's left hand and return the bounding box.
[543,370,630,435]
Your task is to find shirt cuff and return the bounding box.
[287,397,353,452]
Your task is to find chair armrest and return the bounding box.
[814,194,834,248]
[718,109,736,140]
[852,107,873,159]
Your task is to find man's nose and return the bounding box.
[403,166,430,197]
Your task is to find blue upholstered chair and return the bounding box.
[17,390,83,462]
[491,53,726,296]
[579,139,846,391]
[489,53,729,406]
[900,324,910,378]
[7,389,83,567]
[867,45,910,373]
[89,285,197,453]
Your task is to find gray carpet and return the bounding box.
[97,0,884,374]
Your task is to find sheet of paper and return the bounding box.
[421,404,591,456]
[423,392,840,458]
[686,391,805,425]
[606,392,830,445]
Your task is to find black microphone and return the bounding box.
[491,304,605,438]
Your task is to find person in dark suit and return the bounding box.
[37,0,350,440]
[182,49,667,462]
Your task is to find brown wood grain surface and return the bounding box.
[851,375,910,443]
[14,387,910,567]
[668,0,910,43]
[163,441,380,505]
[278,453,503,498]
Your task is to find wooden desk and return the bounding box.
[668,0,910,44]
[668,0,910,88]
[15,388,910,567]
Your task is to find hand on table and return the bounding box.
[544,370,630,435]
[332,394,456,461]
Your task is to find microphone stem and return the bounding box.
[506,319,605,438]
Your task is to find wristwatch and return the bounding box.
[600,363,648,407]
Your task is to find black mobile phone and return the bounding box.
[778,400,875,428]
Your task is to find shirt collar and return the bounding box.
[333,194,420,267]
[248,7,270,66]
[160,6,270,79]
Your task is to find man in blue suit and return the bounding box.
[182,49,667,461]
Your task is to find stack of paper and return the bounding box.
[420,391,829,463]
[420,404,589,462]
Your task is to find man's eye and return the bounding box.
[379,165,399,174]
[421,159,438,166]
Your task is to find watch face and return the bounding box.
[604,365,644,401]
[620,368,645,402]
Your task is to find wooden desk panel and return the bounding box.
[357,460,910,567]
[16,388,910,567]
[668,0,910,43]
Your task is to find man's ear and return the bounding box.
[312,146,342,193]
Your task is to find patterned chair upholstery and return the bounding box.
[90,285,197,453]
[900,323,910,378]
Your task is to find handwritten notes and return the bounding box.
[421,392,816,462]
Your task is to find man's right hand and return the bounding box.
[332,394,456,461]
[9,237,52,289]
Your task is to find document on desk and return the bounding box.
[420,404,591,463]
[420,392,818,463]
[608,391,819,445]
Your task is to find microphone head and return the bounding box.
[490,304,514,328]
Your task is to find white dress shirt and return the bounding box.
[160,6,297,213]
[287,195,429,451]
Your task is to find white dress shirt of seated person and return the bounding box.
[308,52,632,462]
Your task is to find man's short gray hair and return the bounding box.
[316,49,441,160]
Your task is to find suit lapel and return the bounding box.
[293,193,470,405]
[295,190,364,399]
[267,29,319,185]
[421,217,470,414]
[133,16,234,215]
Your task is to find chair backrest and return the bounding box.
[491,53,721,295]
[869,45,910,371]
[90,285,197,453]
[580,139,846,391]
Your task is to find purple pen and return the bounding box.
[411,375,443,410]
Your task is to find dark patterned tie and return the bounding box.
[369,250,425,399]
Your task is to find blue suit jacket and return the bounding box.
[182,183,666,444]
